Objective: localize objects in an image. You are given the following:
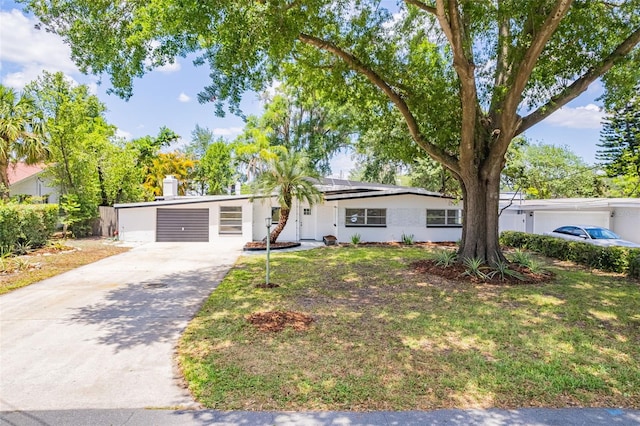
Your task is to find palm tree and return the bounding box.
[253,150,323,243]
[0,85,48,199]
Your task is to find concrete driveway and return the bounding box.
[0,241,243,411]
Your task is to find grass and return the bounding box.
[178,246,640,410]
[0,238,129,295]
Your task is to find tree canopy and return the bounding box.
[502,140,603,199]
[25,0,640,262]
[0,85,48,199]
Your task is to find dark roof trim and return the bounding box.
[114,195,254,209]
[325,190,456,201]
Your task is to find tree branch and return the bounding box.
[491,12,510,110]
[298,33,460,174]
[518,26,640,134]
[434,0,477,170]
[502,0,573,119]
[485,0,573,179]
[404,0,437,15]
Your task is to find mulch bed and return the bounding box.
[255,282,280,289]
[247,311,314,332]
[29,245,75,255]
[411,259,554,285]
[243,242,301,251]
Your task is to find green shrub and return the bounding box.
[628,251,640,279]
[0,203,58,255]
[500,231,639,278]
[0,206,21,253]
[350,233,361,245]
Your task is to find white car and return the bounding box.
[545,226,640,248]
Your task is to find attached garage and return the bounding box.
[532,210,610,235]
[115,195,254,243]
[499,197,640,244]
[156,208,210,242]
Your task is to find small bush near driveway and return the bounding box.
[500,231,640,278]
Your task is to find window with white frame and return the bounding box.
[426,209,462,227]
[219,206,243,234]
[345,208,387,227]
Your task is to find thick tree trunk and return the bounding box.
[0,160,10,200]
[97,164,109,206]
[457,165,504,264]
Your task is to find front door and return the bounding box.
[300,205,315,240]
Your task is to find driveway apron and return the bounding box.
[0,241,243,411]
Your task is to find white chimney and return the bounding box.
[163,175,178,199]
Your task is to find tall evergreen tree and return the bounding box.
[597,96,640,197]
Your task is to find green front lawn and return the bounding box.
[178,246,640,410]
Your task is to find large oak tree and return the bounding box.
[25,0,640,262]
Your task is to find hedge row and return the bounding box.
[500,231,640,279]
[0,203,59,254]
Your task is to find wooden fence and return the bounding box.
[92,206,118,237]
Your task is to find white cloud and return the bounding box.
[212,127,243,136]
[2,63,80,89]
[0,9,78,88]
[545,104,604,129]
[86,82,99,95]
[178,92,190,103]
[115,128,133,140]
[155,61,181,73]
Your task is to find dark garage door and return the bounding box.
[156,208,209,242]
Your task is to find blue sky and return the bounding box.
[1,2,607,177]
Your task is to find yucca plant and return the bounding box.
[351,233,361,245]
[401,233,415,245]
[462,256,493,280]
[491,258,525,281]
[509,248,532,268]
[433,249,457,268]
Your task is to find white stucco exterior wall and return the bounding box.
[9,174,59,204]
[333,195,463,243]
[315,202,338,239]
[611,208,640,244]
[116,192,466,244]
[211,200,253,243]
[117,199,253,243]
[252,197,299,242]
[499,210,526,233]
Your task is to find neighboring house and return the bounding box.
[7,163,59,204]
[499,197,640,244]
[115,176,464,243]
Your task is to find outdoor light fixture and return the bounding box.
[265,217,272,286]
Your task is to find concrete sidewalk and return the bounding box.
[0,242,243,411]
[1,408,639,425]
